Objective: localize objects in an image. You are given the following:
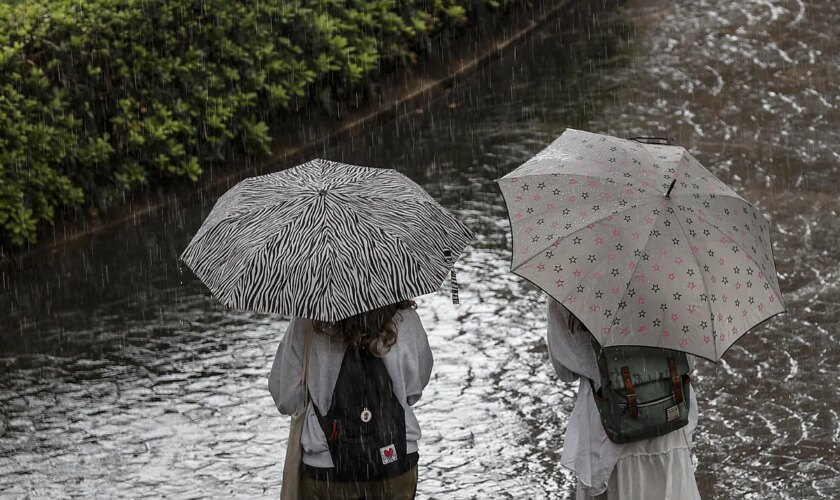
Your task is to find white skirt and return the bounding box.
[576,445,701,500]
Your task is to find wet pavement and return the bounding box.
[1,0,839,498]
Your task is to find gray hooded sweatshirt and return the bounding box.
[268,308,433,468]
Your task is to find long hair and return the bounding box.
[313,300,416,357]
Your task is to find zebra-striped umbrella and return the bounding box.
[180,158,473,322]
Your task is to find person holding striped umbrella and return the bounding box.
[180,158,473,499]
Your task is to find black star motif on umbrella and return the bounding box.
[522,184,530,191]
[538,182,546,189]
[595,290,604,298]
[664,220,672,227]
[554,265,564,273]
[708,250,715,257]
[639,311,646,318]
[526,207,534,214]
[673,292,682,300]
[747,267,754,276]
[562,208,571,215]
[616,243,624,251]
[537,218,545,225]
[682,325,690,334]
[642,253,649,260]
[703,229,711,236]
[651,284,661,292]
[700,321,708,329]
[565,223,573,230]
[653,318,662,327]
[733,266,740,274]
[588,255,597,263]
[604,309,612,317]
[532,236,539,243]
[651,230,661,237]
[569,256,577,263]
[545,251,554,258]
[653,209,661,215]
[618,301,627,310]
[577,285,585,293]
[700,293,708,301]
[634,249,642,257]
[686,269,695,277]
[573,237,582,245]
[611,268,620,277]
[660,303,668,310]
[672,238,680,245]
[627,288,636,297]
[624,215,632,222]
[592,205,600,211]
[553,188,561,196]
[581,192,589,199]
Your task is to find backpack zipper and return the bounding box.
[617,394,676,409]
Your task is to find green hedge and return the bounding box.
[0,0,511,247]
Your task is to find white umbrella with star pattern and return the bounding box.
[497,128,785,361]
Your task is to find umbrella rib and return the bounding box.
[603,202,667,342]
[671,207,721,359]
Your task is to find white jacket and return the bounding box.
[269,308,433,467]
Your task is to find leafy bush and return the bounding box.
[0,0,510,247]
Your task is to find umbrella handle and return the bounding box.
[628,136,673,145]
[443,250,460,305]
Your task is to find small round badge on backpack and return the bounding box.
[360,407,372,423]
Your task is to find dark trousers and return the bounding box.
[301,466,418,500]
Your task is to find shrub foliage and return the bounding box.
[0,0,505,246]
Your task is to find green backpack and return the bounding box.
[589,338,692,444]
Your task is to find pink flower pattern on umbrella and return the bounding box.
[497,128,785,361]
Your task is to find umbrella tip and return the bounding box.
[665,179,677,199]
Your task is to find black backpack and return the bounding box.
[313,345,409,481]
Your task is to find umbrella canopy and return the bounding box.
[181,158,473,322]
[497,128,785,361]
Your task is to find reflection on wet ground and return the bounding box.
[1,0,838,498]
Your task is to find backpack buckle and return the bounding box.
[667,357,684,404]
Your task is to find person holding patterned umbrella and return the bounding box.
[497,129,784,499]
[181,158,473,499]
